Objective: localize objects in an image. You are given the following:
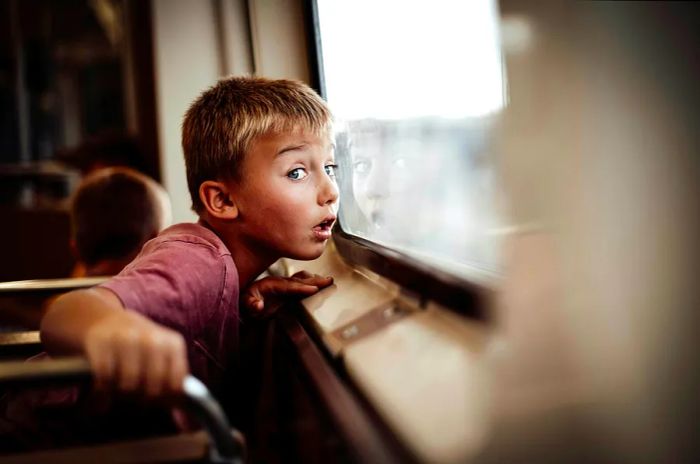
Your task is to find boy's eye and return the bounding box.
[287,167,308,180]
[353,159,371,174]
[324,164,338,178]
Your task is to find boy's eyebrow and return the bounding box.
[276,143,308,156]
[276,142,335,156]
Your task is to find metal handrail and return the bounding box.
[0,277,109,296]
[0,357,244,464]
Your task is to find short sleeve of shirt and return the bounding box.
[101,239,227,340]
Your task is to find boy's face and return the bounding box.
[231,128,339,260]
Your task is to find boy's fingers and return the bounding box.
[266,279,319,295]
[246,284,263,301]
[117,333,142,392]
[243,275,332,317]
[88,347,115,391]
[145,357,166,397]
[168,337,188,393]
[291,270,313,279]
[293,275,333,288]
[144,335,167,397]
[244,293,265,311]
[291,271,329,279]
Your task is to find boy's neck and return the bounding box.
[199,219,277,288]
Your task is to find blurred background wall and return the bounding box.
[0,0,313,279]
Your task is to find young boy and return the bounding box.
[40,77,339,400]
[70,167,172,277]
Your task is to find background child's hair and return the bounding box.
[182,76,332,213]
[71,167,169,266]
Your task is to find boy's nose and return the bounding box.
[365,165,389,201]
[318,175,339,206]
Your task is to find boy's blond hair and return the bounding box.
[182,76,332,212]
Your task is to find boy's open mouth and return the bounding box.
[312,216,336,240]
[314,216,335,231]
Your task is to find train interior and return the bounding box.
[0,0,699,462]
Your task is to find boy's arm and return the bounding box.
[41,288,188,396]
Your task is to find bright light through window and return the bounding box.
[317,0,506,276]
[317,0,505,119]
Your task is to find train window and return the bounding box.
[315,0,506,279]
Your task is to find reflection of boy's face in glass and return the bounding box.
[348,127,439,241]
[341,118,500,268]
[351,141,418,228]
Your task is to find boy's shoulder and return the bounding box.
[103,221,239,314]
[147,221,230,258]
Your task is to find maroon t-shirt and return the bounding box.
[101,221,240,394]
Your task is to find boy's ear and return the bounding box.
[199,180,239,220]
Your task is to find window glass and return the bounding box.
[316,0,506,276]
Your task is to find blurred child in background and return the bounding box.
[69,167,172,277]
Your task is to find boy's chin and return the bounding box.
[287,244,327,261]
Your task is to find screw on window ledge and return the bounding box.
[341,325,359,339]
[382,306,397,320]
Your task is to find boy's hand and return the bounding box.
[84,310,189,397]
[243,271,333,317]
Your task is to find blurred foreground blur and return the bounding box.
[481,2,700,462]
